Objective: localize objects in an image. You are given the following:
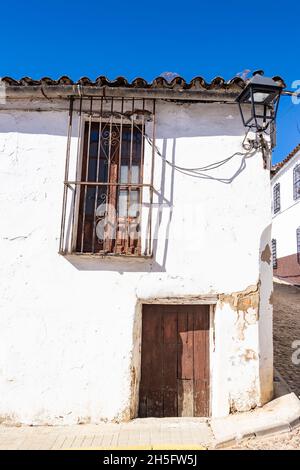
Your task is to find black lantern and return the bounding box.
[236,71,284,131]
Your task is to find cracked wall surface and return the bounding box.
[0,101,273,423]
[212,284,262,414]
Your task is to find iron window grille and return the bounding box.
[273,183,280,214]
[297,227,300,264]
[59,97,156,257]
[272,239,277,269]
[293,164,300,201]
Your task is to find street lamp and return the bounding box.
[236,71,284,132]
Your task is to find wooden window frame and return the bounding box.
[74,117,145,256]
[272,238,277,269]
[273,183,280,214]
[297,227,300,265]
[293,164,300,201]
[59,97,156,257]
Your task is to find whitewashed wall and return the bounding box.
[0,99,273,424]
[272,151,300,259]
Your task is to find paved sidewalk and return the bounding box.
[0,393,300,450]
[0,418,212,450]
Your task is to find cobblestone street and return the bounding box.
[273,281,300,396]
[231,426,300,450]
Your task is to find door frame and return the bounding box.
[131,298,216,418]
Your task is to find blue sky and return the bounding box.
[1,0,299,163]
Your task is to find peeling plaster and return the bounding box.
[216,283,263,412]
[243,349,258,361]
[0,102,273,423]
[229,379,259,413]
[218,283,260,313]
[261,244,271,265]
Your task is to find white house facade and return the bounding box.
[0,75,276,425]
[271,144,300,285]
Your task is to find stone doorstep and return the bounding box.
[211,392,300,449]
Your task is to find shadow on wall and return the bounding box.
[0,109,71,137]
[258,223,274,406]
[63,138,175,273]
[64,134,256,273]
[0,105,258,273]
[0,101,246,137]
[66,134,255,274]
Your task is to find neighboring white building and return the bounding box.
[271,144,300,285]
[0,74,276,425]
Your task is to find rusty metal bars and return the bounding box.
[91,98,103,253]
[79,98,93,252]
[116,97,124,253]
[148,99,156,255]
[70,96,83,252]
[59,97,74,254]
[139,99,146,254]
[125,98,135,254]
[59,96,156,257]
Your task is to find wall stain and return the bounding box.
[219,283,260,341]
[0,414,22,427]
[243,349,258,361]
[269,291,274,305]
[77,416,91,425]
[229,380,259,413]
[261,244,271,265]
[129,366,137,420]
[219,283,260,312]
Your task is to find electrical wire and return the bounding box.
[86,109,266,179]
[144,135,253,173]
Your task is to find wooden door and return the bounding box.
[139,305,210,418]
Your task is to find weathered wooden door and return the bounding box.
[139,304,210,417]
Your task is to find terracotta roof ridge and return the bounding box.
[0,74,286,90]
[272,143,300,174]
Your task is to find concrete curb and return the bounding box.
[214,417,300,449]
[69,445,207,451]
[211,377,300,449]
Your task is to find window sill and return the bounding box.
[59,251,153,260]
[58,250,162,272]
